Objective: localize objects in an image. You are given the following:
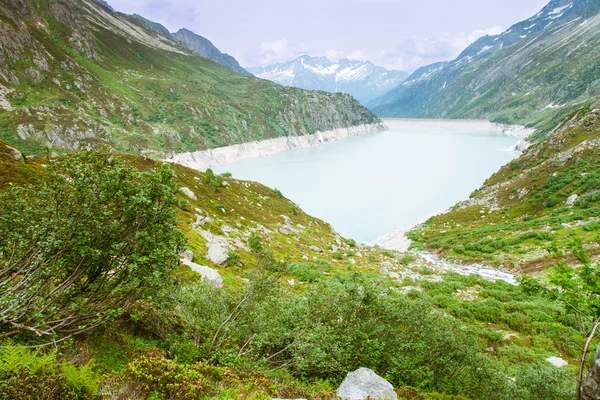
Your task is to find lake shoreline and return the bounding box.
[165,122,387,171]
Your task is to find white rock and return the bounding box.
[337,368,397,400]
[180,187,197,200]
[181,259,223,288]
[567,194,579,207]
[207,244,229,265]
[546,356,568,368]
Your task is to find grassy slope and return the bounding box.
[0,142,588,399]
[0,0,378,157]
[411,101,600,272]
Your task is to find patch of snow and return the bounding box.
[549,4,572,16]
[524,23,536,30]
[520,35,528,39]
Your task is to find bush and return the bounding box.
[0,151,185,342]
[228,251,241,267]
[286,262,324,282]
[205,168,224,191]
[273,188,284,198]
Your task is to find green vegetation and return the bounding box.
[411,103,600,271]
[0,147,587,399]
[0,151,185,343]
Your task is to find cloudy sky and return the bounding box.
[108,0,550,72]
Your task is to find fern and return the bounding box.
[0,341,56,375]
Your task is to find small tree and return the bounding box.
[527,237,600,400]
[0,151,186,344]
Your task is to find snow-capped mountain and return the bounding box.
[369,0,600,127]
[248,56,408,105]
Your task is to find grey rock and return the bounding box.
[337,368,397,400]
[388,272,400,280]
[567,194,579,207]
[309,245,324,253]
[279,226,292,235]
[207,244,229,265]
[582,343,600,400]
[181,259,223,288]
[1,143,24,161]
[379,267,389,275]
[180,187,197,200]
[332,245,339,253]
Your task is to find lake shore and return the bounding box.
[165,122,387,171]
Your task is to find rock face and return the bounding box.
[582,343,600,400]
[207,244,229,265]
[336,368,397,400]
[181,258,223,288]
[172,29,250,75]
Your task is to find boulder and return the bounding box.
[337,368,397,400]
[208,244,229,265]
[566,194,579,207]
[582,343,600,400]
[180,187,197,200]
[309,245,324,253]
[181,259,223,288]
[1,143,24,161]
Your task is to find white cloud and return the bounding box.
[380,26,504,71]
[252,38,310,66]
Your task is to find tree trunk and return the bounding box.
[578,320,600,400]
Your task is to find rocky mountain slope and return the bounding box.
[411,100,600,272]
[0,0,380,157]
[127,15,250,75]
[249,56,408,105]
[370,0,600,129]
[172,28,250,75]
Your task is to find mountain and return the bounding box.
[127,15,250,75]
[248,56,408,105]
[370,0,600,128]
[0,0,380,157]
[172,28,251,76]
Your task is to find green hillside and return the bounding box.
[0,0,379,157]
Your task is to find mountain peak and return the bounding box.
[249,56,407,105]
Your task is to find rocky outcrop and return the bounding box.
[336,368,397,400]
[181,258,223,288]
[583,344,600,400]
[166,123,387,170]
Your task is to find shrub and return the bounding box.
[248,233,264,253]
[0,152,186,342]
[228,251,241,267]
[287,263,324,282]
[273,188,284,198]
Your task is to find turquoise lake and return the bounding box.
[214,119,520,243]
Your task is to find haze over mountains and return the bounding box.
[369,0,600,128]
[249,56,408,105]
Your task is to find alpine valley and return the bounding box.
[2,0,600,400]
